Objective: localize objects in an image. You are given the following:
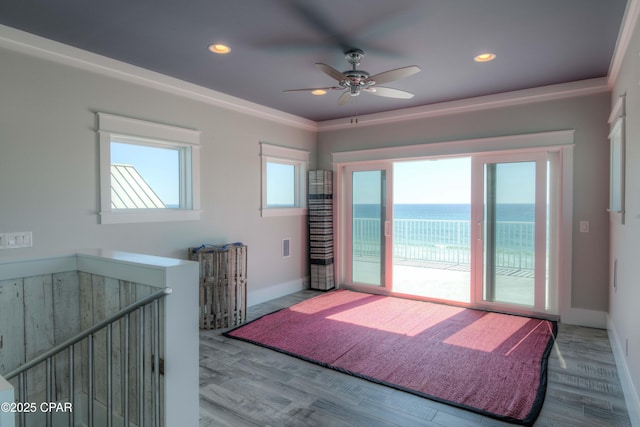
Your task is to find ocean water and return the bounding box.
[354,203,535,222]
[353,203,536,255]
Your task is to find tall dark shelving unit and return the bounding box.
[308,170,335,290]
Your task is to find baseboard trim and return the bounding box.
[608,316,640,427]
[560,307,608,329]
[248,277,308,307]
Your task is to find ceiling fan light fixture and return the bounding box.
[311,89,327,95]
[474,53,496,62]
[208,43,231,54]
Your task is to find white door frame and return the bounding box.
[471,151,554,314]
[341,161,393,293]
[332,131,573,318]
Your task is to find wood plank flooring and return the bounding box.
[199,290,632,426]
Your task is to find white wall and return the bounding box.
[0,44,316,304]
[610,11,640,424]
[317,92,611,316]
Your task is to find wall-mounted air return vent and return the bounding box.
[282,238,291,258]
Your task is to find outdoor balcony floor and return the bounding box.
[353,258,535,306]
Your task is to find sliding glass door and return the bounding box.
[341,150,558,315]
[345,164,392,288]
[472,152,550,312]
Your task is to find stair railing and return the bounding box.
[4,287,172,427]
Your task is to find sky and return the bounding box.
[354,157,536,205]
[394,158,471,204]
[110,143,536,209]
[266,162,295,206]
[111,142,180,206]
[111,141,295,206]
[111,142,299,208]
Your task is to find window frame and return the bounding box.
[260,142,309,217]
[97,112,201,224]
[608,94,626,224]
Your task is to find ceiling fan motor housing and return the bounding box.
[342,70,372,91]
[342,48,374,95]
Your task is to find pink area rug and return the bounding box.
[225,290,557,425]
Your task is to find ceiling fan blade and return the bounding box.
[366,86,415,99]
[285,0,356,53]
[337,91,352,106]
[316,63,346,82]
[367,65,421,85]
[283,87,341,92]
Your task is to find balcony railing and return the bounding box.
[353,218,535,270]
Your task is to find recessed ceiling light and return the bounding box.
[311,89,327,95]
[208,44,231,54]
[474,53,496,62]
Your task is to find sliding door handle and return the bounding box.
[384,220,392,237]
[477,221,483,241]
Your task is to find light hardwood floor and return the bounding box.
[199,290,632,426]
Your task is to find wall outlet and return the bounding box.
[579,221,590,233]
[0,231,33,249]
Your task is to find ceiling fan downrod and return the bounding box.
[345,48,364,67]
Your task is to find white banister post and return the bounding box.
[0,375,15,427]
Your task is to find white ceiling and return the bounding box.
[0,0,629,122]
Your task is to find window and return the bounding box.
[608,94,626,224]
[260,142,309,217]
[97,112,201,224]
[266,162,296,207]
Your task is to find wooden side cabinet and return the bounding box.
[188,244,247,329]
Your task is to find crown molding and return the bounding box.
[608,0,640,87]
[317,78,609,132]
[0,23,617,135]
[0,25,318,132]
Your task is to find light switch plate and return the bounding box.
[0,231,33,249]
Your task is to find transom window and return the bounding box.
[97,113,201,224]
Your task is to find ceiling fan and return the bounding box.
[284,48,421,106]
